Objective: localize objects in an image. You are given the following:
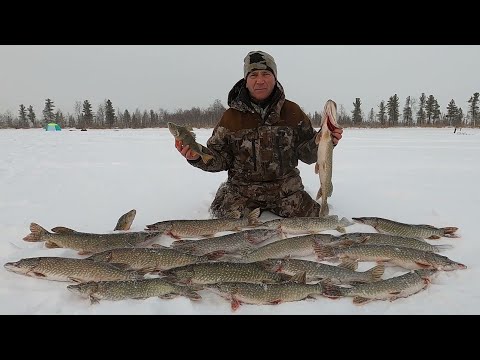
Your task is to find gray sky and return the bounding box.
[1,45,479,118]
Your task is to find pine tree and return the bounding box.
[416,93,426,126]
[368,108,375,124]
[82,100,93,128]
[18,104,28,128]
[468,92,479,127]
[42,98,55,126]
[446,99,459,127]
[105,99,116,128]
[425,95,436,125]
[402,96,413,127]
[386,94,400,126]
[27,105,36,127]
[377,101,386,126]
[351,98,363,125]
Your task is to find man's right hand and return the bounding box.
[175,140,201,161]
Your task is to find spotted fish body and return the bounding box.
[352,217,459,239]
[145,208,261,239]
[170,228,282,256]
[86,247,216,273]
[162,262,288,285]
[4,257,142,283]
[259,258,384,284]
[67,278,201,303]
[338,233,453,253]
[207,281,325,311]
[315,100,341,217]
[260,215,353,235]
[226,234,337,263]
[314,244,467,271]
[168,122,214,164]
[323,269,437,305]
[23,223,159,255]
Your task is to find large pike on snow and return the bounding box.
[145,208,261,239]
[315,99,341,217]
[352,217,459,239]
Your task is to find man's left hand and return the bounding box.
[332,128,343,146]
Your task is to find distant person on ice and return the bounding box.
[174,50,343,219]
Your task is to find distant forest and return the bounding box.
[1,92,479,129]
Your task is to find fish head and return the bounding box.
[351,217,378,227]
[4,258,41,275]
[167,122,180,137]
[67,282,99,297]
[441,261,467,271]
[115,209,136,231]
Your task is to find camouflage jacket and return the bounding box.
[189,79,318,190]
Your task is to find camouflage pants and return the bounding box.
[209,179,321,219]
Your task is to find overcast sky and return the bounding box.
[1,45,479,118]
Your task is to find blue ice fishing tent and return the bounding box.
[45,123,61,131]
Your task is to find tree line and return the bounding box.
[1,92,479,129]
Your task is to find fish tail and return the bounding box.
[23,223,49,242]
[319,198,329,217]
[442,227,459,238]
[365,264,385,282]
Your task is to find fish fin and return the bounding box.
[339,259,358,271]
[353,296,371,305]
[45,241,60,249]
[77,250,92,256]
[433,244,453,252]
[389,291,401,295]
[231,297,242,312]
[428,235,441,239]
[268,299,283,305]
[89,296,100,305]
[316,187,322,200]
[203,250,226,261]
[185,290,202,301]
[442,233,460,239]
[31,271,46,278]
[415,261,432,269]
[441,226,458,234]
[68,277,84,283]
[366,264,385,281]
[201,153,214,164]
[159,293,176,300]
[321,283,344,299]
[315,163,319,174]
[335,226,346,234]
[51,226,77,234]
[23,223,48,242]
[166,231,181,240]
[289,271,307,284]
[246,208,261,226]
[313,244,336,260]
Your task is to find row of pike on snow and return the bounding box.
[4,209,466,310]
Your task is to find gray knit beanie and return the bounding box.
[243,50,277,79]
